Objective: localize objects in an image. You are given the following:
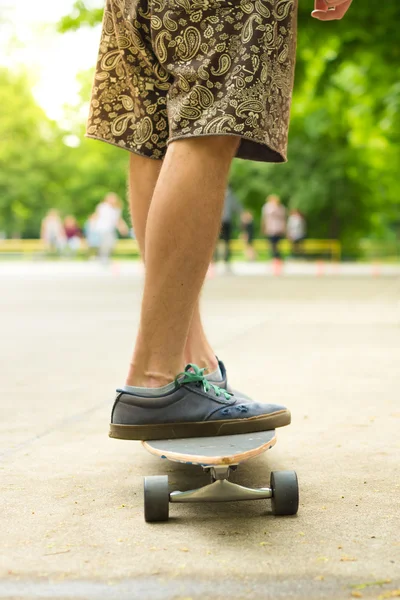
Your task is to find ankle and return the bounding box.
[126,365,176,389]
[184,348,218,374]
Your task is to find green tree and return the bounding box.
[57,68,130,225]
[0,68,66,236]
[0,67,129,237]
[57,0,104,32]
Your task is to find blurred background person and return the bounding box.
[215,186,242,270]
[287,209,307,258]
[40,209,65,254]
[63,215,82,256]
[261,194,286,260]
[240,210,256,261]
[96,193,129,264]
[84,212,100,259]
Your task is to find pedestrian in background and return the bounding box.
[240,210,256,261]
[215,187,242,269]
[95,193,129,264]
[64,215,82,256]
[84,212,101,258]
[261,195,286,260]
[287,209,306,257]
[40,209,65,254]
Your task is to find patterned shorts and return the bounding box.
[87,0,298,162]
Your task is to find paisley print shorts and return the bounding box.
[87,0,298,162]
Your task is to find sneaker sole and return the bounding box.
[109,410,291,440]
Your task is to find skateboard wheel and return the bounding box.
[270,470,299,516]
[144,475,169,523]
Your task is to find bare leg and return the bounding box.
[128,150,223,378]
[183,298,217,370]
[128,156,162,253]
[126,136,239,387]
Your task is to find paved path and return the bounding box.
[1,259,400,278]
[1,264,399,599]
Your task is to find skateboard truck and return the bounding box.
[170,465,273,503]
[144,466,298,522]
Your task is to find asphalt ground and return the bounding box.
[1,262,399,599]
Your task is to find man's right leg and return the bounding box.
[129,154,219,374]
[126,136,240,388]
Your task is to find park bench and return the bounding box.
[0,238,341,261]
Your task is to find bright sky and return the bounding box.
[0,0,102,121]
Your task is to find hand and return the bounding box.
[312,0,352,21]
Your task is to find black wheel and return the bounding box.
[144,475,169,522]
[270,470,299,516]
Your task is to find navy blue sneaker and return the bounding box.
[110,364,290,440]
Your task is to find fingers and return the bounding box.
[312,0,352,20]
[313,0,347,12]
[325,0,351,5]
[318,1,351,20]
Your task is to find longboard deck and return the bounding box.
[142,430,276,466]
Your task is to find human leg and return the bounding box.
[99,231,115,264]
[275,236,283,260]
[268,236,276,259]
[128,155,162,253]
[269,235,282,259]
[221,221,232,263]
[183,299,218,371]
[246,224,256,261]
[126,136,239,388]
[128,153,219,373]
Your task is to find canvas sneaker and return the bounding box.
[207,359,253,402]
[109,364,290,440]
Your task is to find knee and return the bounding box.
[199,135,240,155]
[171,135,240,162]
[130,152,163,174]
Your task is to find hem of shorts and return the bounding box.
[84,134,164,161]
[168,132,287,164]
[85,132,287,164]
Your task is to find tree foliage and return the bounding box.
[0,68,128,237]
[0,69,64,236]
[57,1,104,32]
[1,1,399,244]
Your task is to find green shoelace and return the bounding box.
[175,363,232,400]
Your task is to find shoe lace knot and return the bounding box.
[175,364,232,401]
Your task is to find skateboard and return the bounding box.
[142,430,299,522]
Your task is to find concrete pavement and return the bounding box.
[1,259,400,278]
[1,263,399,599]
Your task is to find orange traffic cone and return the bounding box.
[272,258,283,276]
[316,260,325,277]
